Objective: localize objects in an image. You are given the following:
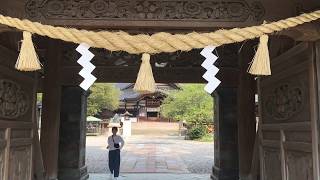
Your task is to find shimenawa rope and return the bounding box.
[0,11,319,54]
[0,10,319,93]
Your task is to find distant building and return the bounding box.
[115,83,180,121]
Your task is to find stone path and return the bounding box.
[89,173,211,180]
[121,138,189,173]
[86,122,214,174]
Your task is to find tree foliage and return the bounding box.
[161,84,213,125]
[187,125,208,140]
[87,83,120,116]
[37,93,42,103]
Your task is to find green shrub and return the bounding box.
[160,84,214,125]
[187,125,207,140]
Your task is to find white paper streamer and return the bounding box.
[76,43,97,91]
[200,46,221,94]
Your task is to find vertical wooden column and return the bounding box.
[58,86,89,180]
[237,43,256,179]
[40,40,62,180]
[312,41,320,180]
[211,87,239,180]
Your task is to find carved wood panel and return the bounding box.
[262,148,282,180]
[261,70,310,124]
[0,42,36,180]
[286,151,313,180]
[1,0,319,30]
[0,129,6,180]
[259,42,319,180]
[0,46,34,122]
[0,79,30,120]
[0,147,4,180]
[8,145,32,180]
[26,0,265,22]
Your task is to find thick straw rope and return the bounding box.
[0,10,320,54]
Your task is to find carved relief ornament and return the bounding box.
[26,0,265,22]
[0,79,29,119]
[264,83,305,121]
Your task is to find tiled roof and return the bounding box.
[116,83,180,101]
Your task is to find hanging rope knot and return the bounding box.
[248,34,271,76]
[15,31,41,71]
[259,34,268,43]
[23,31,32,39]
[134,53,156,94]
[141,53,151,64]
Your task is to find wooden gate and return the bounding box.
[259,42,320,180]
[0,45,37,180]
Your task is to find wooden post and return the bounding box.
[40,39,62,180]
[237,42,257,179]
[58,86,89,180]
[211,87,239,180]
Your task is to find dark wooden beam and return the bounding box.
[40,40,62,180]
[60,66,239,87]
[237,41,257,179]
[282,22,320,42]
[0,26,10,32]
[0,44,17,66]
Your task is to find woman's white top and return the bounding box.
[107,135,125,151]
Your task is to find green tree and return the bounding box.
[37,93,43,103]
[87,83,120,116]
[161,84,213,125]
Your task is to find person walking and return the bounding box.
[107,127,125,180]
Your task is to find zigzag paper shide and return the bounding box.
[76,43,97,91]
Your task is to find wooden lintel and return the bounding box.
[281,22,320,42]
[60,66,239,87]
[0,24,17,33]
[0,43,17,60]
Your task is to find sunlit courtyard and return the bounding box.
[86,122,214,179]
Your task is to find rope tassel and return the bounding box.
[134,53,156,94]
[15,31,41,71]
[248,35,271,76]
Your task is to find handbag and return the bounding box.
[112,135,120,149]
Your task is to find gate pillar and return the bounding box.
[211,88,239,180]
[237,42,257,180]
[58,86,89,180]
[41,39,62,180]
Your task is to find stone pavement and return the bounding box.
[86,122,214,174]
[89,173,211,180]
[130,121,180,136]
[121,138,189,173]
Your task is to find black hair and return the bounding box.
[112,127,118,131]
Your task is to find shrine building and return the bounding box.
[116,83,180,121]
